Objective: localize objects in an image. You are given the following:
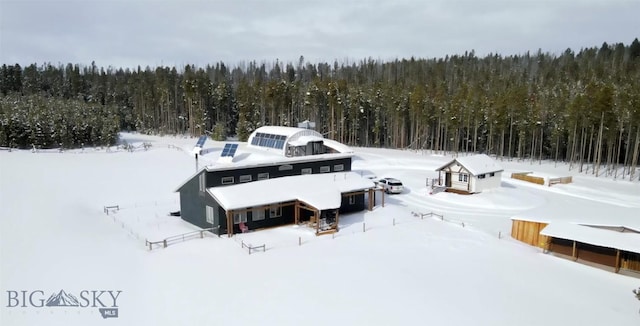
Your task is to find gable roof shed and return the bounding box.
[436,154,503,176]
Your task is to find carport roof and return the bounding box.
[540,222,640,254]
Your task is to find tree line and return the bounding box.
[1,39,639,179]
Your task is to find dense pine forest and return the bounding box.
[1,39,640,179]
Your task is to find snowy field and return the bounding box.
[1,132,639,326]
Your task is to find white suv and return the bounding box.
[377,177,404,194]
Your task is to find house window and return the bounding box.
[478,174,485,179]
[206,206,215,224]
[221,176,234,185]
[458,174,463,182]
[489,172,495,177]
[233,212,247,224]
[348,196,356,205]
[269,205,282,218]
[334,164,344,171]
[252,208,265,221]
[279,164,293,171]
[320,166,330,173]
[459,174,468,182]
[199,173,205,193]
[239,175,252,183]
[257,173,269,180]
[301,168,312,175]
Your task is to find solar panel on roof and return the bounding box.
[195,135,207,148]
[220,143,239,157]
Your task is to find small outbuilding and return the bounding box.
[435,154,503,194]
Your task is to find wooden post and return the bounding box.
[381,190,385,207]
[615,250,621,273]
[572,241,577,261]
[393,218,395,226]
[298,237,301,246]
[227,211,233,237]
[163,239,167,248]
[363,223,365,232]
[294,202,299,224]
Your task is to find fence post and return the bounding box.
[498,231,501,239]
[298,236,301,246]
[393,218,395,226]
[363,223,366,232]
[163,239,167,248]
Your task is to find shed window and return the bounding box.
[478,174,485,179]
[233,212,247,224]
[320,166,330,173]
[257,173,269,180]
[301,168,312,175]
[334,164,344,171]
[252,209,265,221]
[348,196,356,205]
[221,176,234,185]
[489,172,495,177]
[206,206,215,224]
[239,175,252,183]
[270,206,282,218]
[458,174,468,182]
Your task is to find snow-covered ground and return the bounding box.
[1,132,639,326]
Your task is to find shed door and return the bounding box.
[445,173,452,187]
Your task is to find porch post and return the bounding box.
[227,211,233,237]
[615,250,620,273]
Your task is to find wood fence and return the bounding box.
[146,227,217,250]
[511,172,545,185]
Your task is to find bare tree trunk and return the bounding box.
[508,115,514,160]
[500,129,505,159]
[530,128,536,164]
[554,131,560,167]
[473,119,478,153]
[586,127,594,174]
[539,125,544,165]
[631,128,640,181]
[623,118,632,177]
[613,121,624,180]
[569,122,577,170]
[595,112,604,177]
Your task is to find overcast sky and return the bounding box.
[1,0,638,69]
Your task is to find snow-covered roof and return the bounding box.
[247,126,326,156]
[511,198,640,233]
[540,222,640,254]
[207,172,375,211]
[288,135,324,146]
[436,154,503,175]
[172,141,355,192]
[322,138,354,153]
